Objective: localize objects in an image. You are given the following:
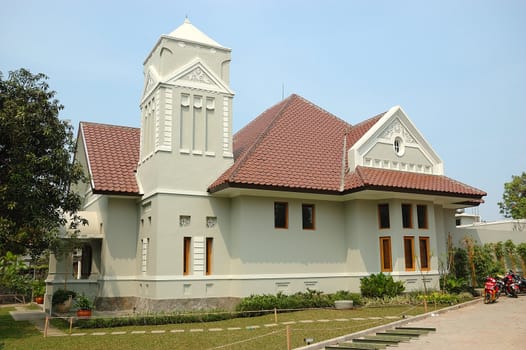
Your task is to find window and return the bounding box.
[404,236,415,270]
[379,237,392,272]
[80,243,92,279]
[402,204,413,228]
[206,238,213,275]
[417,205,428,229]
[393,136,404,156]
[274,202,288,229]
[419,237,430,271]
[378,204,390,229]
[302,204,315,230]
[183,237,191,275]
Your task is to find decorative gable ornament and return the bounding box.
[165,59,234,96]
[142,66,161,99]
[380,118,416,144]
[347,106,444,175]
[183,67,213,85]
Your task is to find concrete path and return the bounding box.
[395,295,526,349]
[9,305,66,336]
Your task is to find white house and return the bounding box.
[46,19,486,312]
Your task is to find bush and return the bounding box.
[418,291,473,305]
[441,276,469,294]
[52,289,76,305]
[235,289,336,316]
[74,311,235,329]
[74,294,94,310]
[360,273,405,298]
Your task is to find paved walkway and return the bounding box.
[394,295,526,349]
[9,305,65,336]
[298,295,526,350]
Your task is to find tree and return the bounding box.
[0,69,86,258]
[498,172,526,219]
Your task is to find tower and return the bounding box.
[137,19,234,195]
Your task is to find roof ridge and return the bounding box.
[294,94,352,128]
[227,95,297,181]
[80,121,139,130]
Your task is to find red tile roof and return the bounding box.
[209,94,486,201]
[80,122,140,195]
[344,166,486,197]
[210,94,353,192]
[78,94,485,202]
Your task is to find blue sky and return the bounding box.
[1,0,525,221]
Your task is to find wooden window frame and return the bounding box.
[302,204,315,230]
[274,202,288,229]
[419,236,430,271]
[378,204,390,229]
[183,237,191,275]
[402,204,413,229]
[417,205,428,229]
[206,237,213,275]
[379,236,392,272]
[403,236,415,271]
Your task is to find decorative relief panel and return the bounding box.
[183,67,213,85]
[380,119,415,143]
[179,215,191,227]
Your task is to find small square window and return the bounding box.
[274,202,288,229]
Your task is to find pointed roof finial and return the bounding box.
[168,17,226,49]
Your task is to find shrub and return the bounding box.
[74,311,235,329]
[74,294,94,310]
[360,273,405,298]
[52,289,76,305]
[441,276,469,294]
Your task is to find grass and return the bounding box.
[0,303,444,350]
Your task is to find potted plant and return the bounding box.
[74,294,94,317]
[52,289,76,313]
[32,280,46,304]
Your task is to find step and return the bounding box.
[326,342,388,349]
[395,326,436,332]
[376,331,418,338]
[353,336,401,344]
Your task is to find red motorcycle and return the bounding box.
[502,272,519,298]
[484,276,499,304]
[508,270,526,294]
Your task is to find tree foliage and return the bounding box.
[498,172,526,219]
[0,68,86,257]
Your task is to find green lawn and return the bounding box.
[0,304,436,350]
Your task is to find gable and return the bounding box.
[142,66,161,100]
[166,59,233,95]
[347,106,444,175]
[80,122,141,196]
